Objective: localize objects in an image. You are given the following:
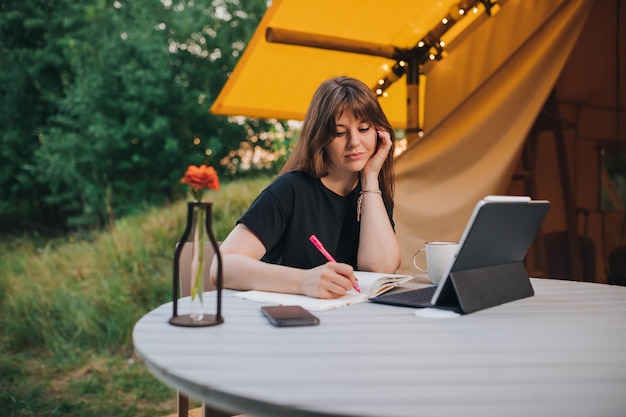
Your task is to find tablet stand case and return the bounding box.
[432,200,549,314]
[436,261,534,314]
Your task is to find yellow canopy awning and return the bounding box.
[210,0,491,130]
[211,0,601,277]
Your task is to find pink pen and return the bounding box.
[309,234,361,293]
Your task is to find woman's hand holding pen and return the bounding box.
[301,262,358,299]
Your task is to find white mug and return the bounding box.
[413,241,459,285]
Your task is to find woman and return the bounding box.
[210,76,400,299]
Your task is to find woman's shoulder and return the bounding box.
[256,171,319,211]
[269,170,317,190]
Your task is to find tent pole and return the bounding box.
[406,58,421,143]
[523,131,546,275]
[546,90,585,282]
[265,27,403,60]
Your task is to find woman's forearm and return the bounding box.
[357,191,401,273]
[210,253,305,294]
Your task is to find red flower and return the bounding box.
[181,165,220,201]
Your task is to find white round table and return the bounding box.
[133,278,626,417]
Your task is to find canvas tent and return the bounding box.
[211,0,626,282]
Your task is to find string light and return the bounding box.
[374,62,407,96]
[372,0,500,85]
[370,0,501,139]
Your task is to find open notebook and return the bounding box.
[233,271,413,311]
[372,196,551,314]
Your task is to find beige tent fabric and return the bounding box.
[394,0,596,274]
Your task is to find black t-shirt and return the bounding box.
[238,171,394,269]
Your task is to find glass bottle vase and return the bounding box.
[169,202,224,327]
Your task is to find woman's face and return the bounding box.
[325,111,377,177]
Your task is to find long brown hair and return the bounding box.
[280,76,395,209]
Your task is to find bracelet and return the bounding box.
[356,189,382,222]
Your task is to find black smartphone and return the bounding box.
[260,305,320,327]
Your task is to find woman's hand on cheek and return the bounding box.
[363,129,392,177]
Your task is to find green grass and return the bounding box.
[0,176,271,417]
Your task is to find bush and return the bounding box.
[0,175,271,417]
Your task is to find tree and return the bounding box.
[0,0,84,231]
[0,0,272,232]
